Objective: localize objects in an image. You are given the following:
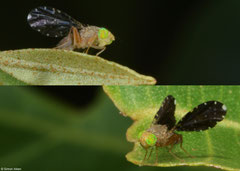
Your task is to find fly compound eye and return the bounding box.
[139,131,157,148]
[98,28,109,39]
[146,133,157,146]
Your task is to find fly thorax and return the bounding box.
[79,26,99,47]
[147,125,168,136]
[147,125,172,146]
[97,27,115,47]
[138,131,157,149]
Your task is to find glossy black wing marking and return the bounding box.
[152,95,176,130]
[27,6,83,37]
[176,101,227,132]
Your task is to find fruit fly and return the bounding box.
[138,95,227,164]
[27,6,115,56]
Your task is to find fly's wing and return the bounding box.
[27,6,83,37]
[176,101,227,132]
[152,95,176,130]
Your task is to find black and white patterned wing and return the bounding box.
[152,95,176,130]
[27,6,82,37]
[176,101,227,132]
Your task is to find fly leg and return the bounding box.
[167,144,184,162]
[147,147,153,161]
[84,34,99,55]
[55,28,73,50]
[96,47,106,56]
[72,26,82,49]
[141,148,148,165]
[89,45,106,56]
[56,26,81,50]
[155,146,159,165]
[179,135,194,158]
[84,47,91,54]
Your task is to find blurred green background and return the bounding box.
[0,87,224,171]
[0,0,240,84]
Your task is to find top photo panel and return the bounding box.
[0,0,238,85]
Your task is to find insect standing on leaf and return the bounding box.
[138,95,227,165]
[27,6,115,56]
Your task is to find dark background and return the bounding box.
[1,0,240,85]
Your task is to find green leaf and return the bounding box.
[103,86,240,170]
[0,49,156,85]
[0,69,26,85]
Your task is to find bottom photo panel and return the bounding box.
[0,86,239,171]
